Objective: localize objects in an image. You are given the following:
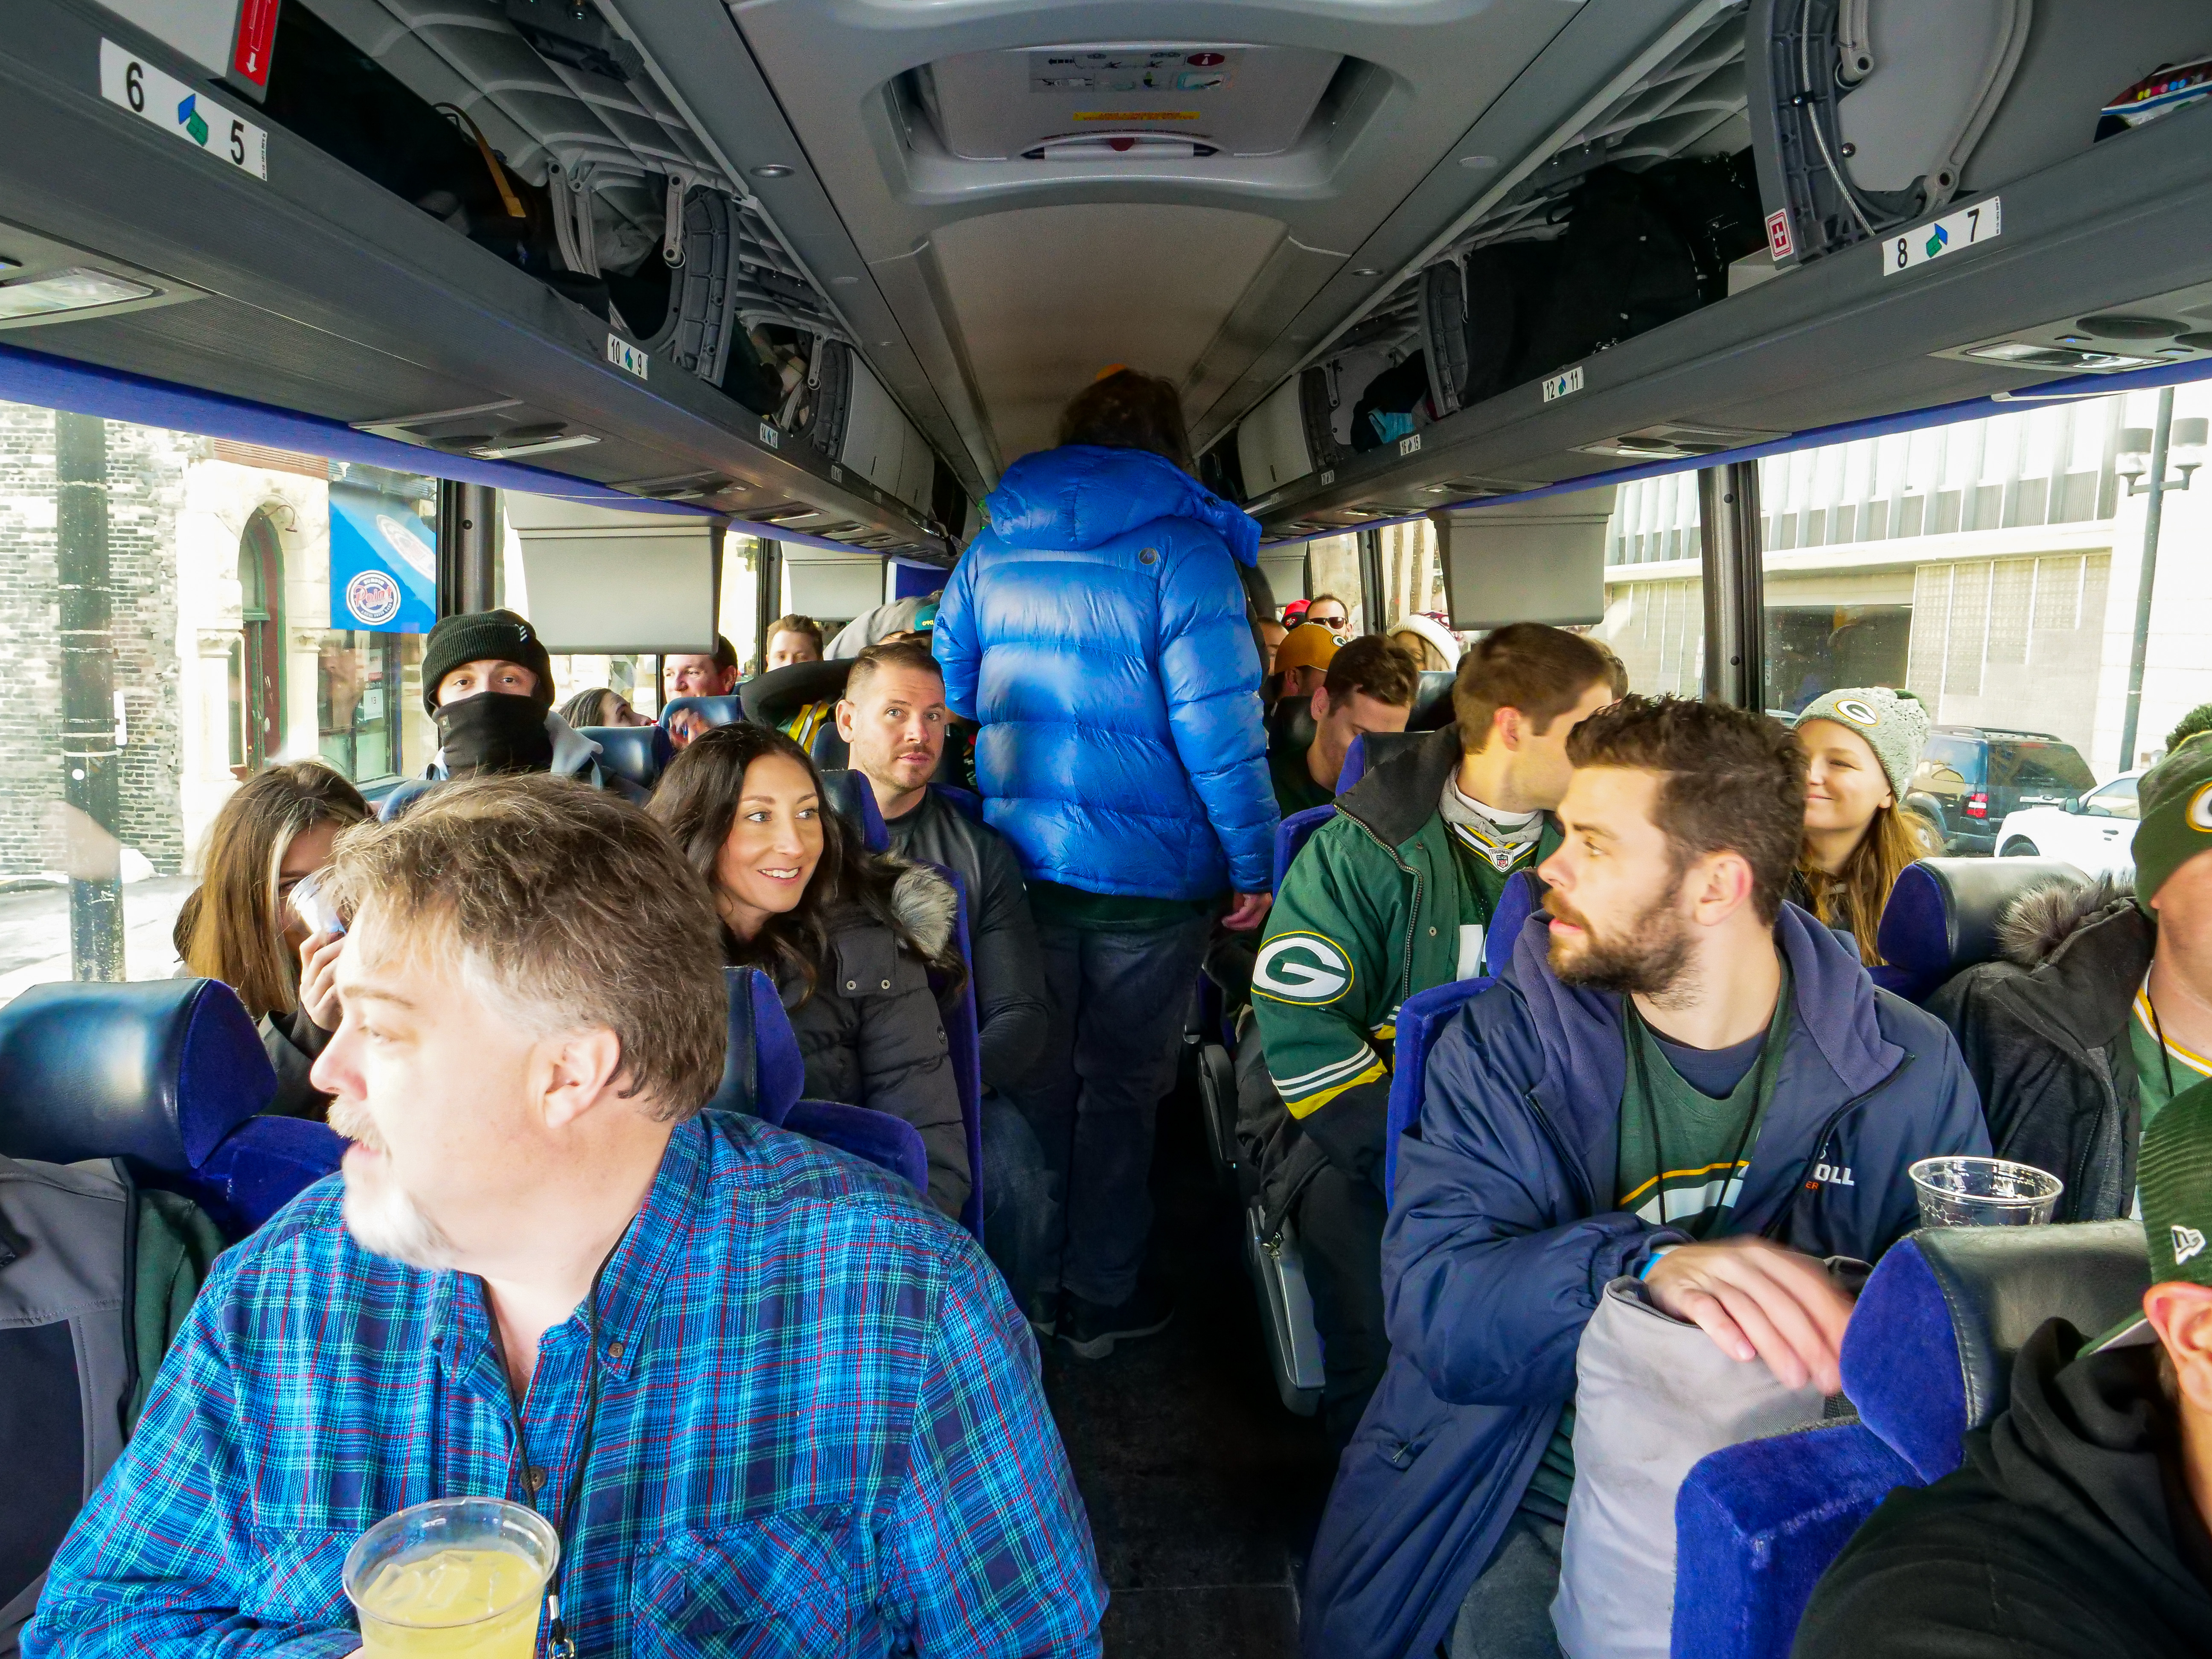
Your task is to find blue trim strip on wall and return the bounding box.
[1260,355,2212,547]
[0,339,936,559]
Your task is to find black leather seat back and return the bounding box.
[1410,669,1458,731]
[1875,856,2089,994]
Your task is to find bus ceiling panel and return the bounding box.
[925,202,1292,463]
[3,0,946,550]
[1242,96,2212,527]
[730,0,1591,458]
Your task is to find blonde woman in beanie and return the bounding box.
[1790,687,1939,964]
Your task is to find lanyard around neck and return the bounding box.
[479,1238,625,1659]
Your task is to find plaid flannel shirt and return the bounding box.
[28,1112,1105,1658]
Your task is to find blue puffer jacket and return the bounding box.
[934,445,1277,899]
[1300,902,1990,1659]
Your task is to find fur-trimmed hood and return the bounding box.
[887,859,958,961]
[1997,875,2137,969]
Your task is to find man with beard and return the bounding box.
[28,775,1106,1659]
[1299,696,1988,1659]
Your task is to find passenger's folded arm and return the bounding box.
[1252,839,1397,1190]
[24,1269,362,1659]
[1382,1019,1666,1409]
[880,1251,1106,1657]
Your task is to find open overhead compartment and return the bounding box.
[1220,0,2212,536]
[0,0,967,553]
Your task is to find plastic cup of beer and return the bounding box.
[1909,1155,2064,1228]
[343,1497,559,1659]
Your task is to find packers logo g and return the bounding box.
[1253,933,1353,1004]
[2189,782,2212,833]
[1834,697,1879,727]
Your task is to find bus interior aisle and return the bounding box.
[1042,1066,1337,1658]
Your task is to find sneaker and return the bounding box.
[1059,1284,1173,1360]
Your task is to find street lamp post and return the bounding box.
[2116,390,2206,771]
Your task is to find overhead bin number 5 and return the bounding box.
[99,41,268,180]
[1885,197,2001,278]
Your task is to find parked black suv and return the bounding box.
[1904,725,2097,856]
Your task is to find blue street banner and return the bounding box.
[328,477,437,632]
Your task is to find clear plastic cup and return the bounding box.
[343,1498,558,1659]
[1909,1155,2064,1227]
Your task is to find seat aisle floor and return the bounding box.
[1040,1068,1339,1659]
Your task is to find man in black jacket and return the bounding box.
[1795,1078,2212,1659]
[835,639,1057,1322]
[1930,739,2212,1219]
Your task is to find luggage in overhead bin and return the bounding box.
[1349,353,1432,452]
[1458,240,1554,407]
[1513,166,1705,386]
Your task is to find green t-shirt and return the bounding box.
[2130,968,2212,1136]
[1520,965,1793,1522]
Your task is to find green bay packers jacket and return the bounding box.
[1245,728,1558,1222]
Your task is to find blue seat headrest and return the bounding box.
[579,723,672,792]
[1273,803,1336,890]
[659,694,743,733]
[1841,1220,2148,1483]
[1875,857,2088,994]
[183,1114,346,1237]
[704,967,805,1125]
[0,978,275,1172]
[1410,669,1457,731]
[809,719,852,771]
[819,768,889,854]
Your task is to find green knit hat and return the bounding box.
[2087,1072,2212,1351]
[2128,738,2212,911]
[1793,686,1931,803]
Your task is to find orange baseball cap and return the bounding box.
[1274,623,1341,677]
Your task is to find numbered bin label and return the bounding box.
[1884,197,2002,277]
[100,41,268,179]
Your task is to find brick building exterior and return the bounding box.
[0,405,187,877]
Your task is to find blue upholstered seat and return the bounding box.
[1670,1220,2151,1659]
[0,978,341,1237]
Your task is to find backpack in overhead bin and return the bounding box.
[1513,165,1706,386]
[1349,352,1433,451]
[0,1155,223,1656]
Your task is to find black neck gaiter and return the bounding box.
[437,693,554,777]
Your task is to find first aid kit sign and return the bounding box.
[101,41,268,179]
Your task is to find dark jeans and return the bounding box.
[978,1092,1057,1324]
[1010,914,1215,1307]
[1298,1165,1390,1447]
[1449,1514,1563,1659]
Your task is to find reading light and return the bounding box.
[0,267,157,321]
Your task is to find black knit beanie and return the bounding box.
[421,609,554,715]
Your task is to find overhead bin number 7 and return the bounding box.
[1885,197,2002,278]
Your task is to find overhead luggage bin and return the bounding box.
[0,0,959,555]
[1227,0,2212,536]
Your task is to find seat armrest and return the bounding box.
[1670,1423,1916,1659]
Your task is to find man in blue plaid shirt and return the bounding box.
[27,775,1105,1659]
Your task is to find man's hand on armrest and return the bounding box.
[1644,1237,1853,1394]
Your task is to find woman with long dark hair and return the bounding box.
[649,722,971,1217]
[1791,687,1939,964]
[180,761,369,1117]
